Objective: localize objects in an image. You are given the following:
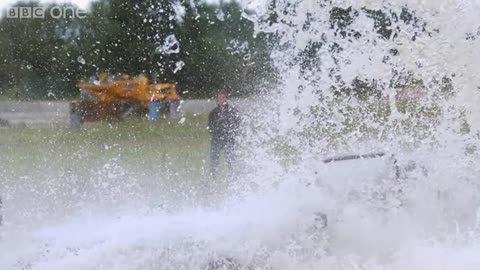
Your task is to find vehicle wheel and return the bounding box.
[69,102,84,128]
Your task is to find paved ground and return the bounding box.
[0,99,252,128]
[0,101,70,128]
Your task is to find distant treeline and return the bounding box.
[0,0,277,100]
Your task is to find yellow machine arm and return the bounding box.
[78,75,180,109]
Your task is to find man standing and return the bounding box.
[208,92,241,178]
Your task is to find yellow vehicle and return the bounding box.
[70,74,181,127]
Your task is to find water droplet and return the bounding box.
[157,35,180,54]
[173,61,185,74]
[216,9,225,21]
[77,56,86,65]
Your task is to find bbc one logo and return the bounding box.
[6,7,87,19]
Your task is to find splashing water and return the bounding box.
[157,34,180,55]
[77,56,86,65]
[2,1,480,269]
[234,0,480,269]
[174,60,185,74]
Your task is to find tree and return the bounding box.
[176,1,276,98]
[0,0,276,100]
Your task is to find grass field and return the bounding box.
[0,114,237,221]
[0,114,211,177]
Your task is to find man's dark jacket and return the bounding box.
[208,104,240,143]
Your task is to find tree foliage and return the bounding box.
[0,0,276,100]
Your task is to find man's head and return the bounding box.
[216,92,228,107]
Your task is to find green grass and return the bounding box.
[0,114,245,219]
[0,114,216,181]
